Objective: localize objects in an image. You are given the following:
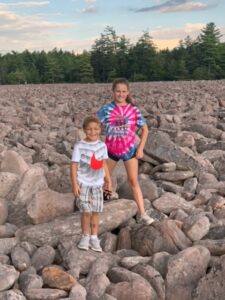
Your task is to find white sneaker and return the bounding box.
[90,238,102,252]
[78,235,90,250]
[137,212,155,225]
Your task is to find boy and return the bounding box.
[70,116,112,252]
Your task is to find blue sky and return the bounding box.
[0,0,224,54]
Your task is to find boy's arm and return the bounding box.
[103,160,112,192]
[136,124,149,159]
[70,162,80,197]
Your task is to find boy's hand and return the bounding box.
[103,180,112,201]
[103,180,112,193]
[73,184,81,197]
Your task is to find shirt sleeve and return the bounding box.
[136,107,146,128]
[96,105,106,123]
[102,143,108,160]
[71,143,80,162]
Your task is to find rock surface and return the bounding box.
[0,81,225,299]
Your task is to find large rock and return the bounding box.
[0,264,20,292]
[107,279,157,300]
[0,172,19,198]
[16,199,137,246]
[152,192,194,214]
[154,170,194,182]
[7,166,48,226]
[182,214,210,241]
[145,131,213,177]
[0,198,8,225]
[0,289,26,300]
[184,123,222,140]
[0,238,18,255]
[132,264,165,300]
[0,150,29,176]
[166,245,210,300]
[118,174,159,201]
[131,220,192,256]
[31,245,56,272]
[42,266,76,291]
[27,189,74,224]
[25,288,68,300]
[193,254,225,300]
[11,245,31,271]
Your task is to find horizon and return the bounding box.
[0,0,225,55]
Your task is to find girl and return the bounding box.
[97,78,154,225]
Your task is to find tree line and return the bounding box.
[0,22,224,84]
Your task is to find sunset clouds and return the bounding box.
[0,0,224,53]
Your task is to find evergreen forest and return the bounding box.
[0,22,225,84]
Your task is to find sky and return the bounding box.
[0,0,225,54]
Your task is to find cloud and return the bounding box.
[0,34,95,54]
[81,5,97,13]
[134,0,217,13]
[0,11,75,32]
[0,1,49,9]
[83,0,96,3]
[124,23,207,50]
[150,23,204,40]
[0,10,77,53]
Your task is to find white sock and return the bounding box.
[90,235,98,240]
[82,234,90,237]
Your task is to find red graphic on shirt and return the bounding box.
[90,153,103,170]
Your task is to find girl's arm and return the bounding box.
[70,162,80,197]
[136,124,149,159]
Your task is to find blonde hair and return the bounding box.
[82,116,101,130]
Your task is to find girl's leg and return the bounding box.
[90,212,99,236]
[81,212,91,235]
[106,158,117,175]
[104,158,117,193]
[124,157,145,214]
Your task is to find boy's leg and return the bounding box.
[78,212,91,250]
[81,212,91,235]
[90,212,99,236]
[77,185,92,250]
[89,186,103,252]
[90,212,102,252]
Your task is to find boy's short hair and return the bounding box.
[82,116,101,130]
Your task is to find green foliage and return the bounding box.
[0,22,225,84]
[91,26,118,82]
[79,51,94,83]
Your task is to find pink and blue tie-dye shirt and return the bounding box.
[97,101,146,160]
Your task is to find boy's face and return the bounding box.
[84,122,101,142]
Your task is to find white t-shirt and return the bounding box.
[71,139,108,187]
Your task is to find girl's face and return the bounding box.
[113,83,129,105]
[84,122,101,142]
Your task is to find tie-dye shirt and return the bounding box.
[97,101,146,160]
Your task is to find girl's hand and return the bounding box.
[136,147,144,159]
